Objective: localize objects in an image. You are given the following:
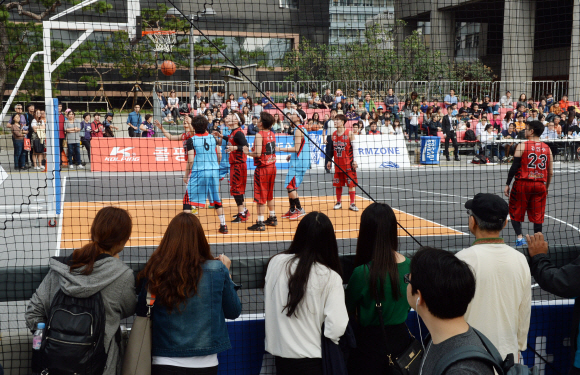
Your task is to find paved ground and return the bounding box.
[1,147,579,318]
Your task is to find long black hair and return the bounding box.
[354,203,401,301]
[280,212,341,317]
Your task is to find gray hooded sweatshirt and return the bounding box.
[25,254,137,375]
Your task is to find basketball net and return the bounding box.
[142,30,177,53]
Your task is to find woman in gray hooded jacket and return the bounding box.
[25,206,137,375]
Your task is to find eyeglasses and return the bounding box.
[404,273,412,284]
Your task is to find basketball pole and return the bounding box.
[190,14,195,108]
[40,0,139,225]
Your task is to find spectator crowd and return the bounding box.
[21,192,580,375]
[5,87,580,170]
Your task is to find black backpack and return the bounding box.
[40,289,107,375]
[464,129,477,141]
[433,328,538,375]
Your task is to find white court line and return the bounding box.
[544,214,580,233]
[358,194,468,236]
[54,176,67,257]
[377,198,460,204]
[371,185,470,200]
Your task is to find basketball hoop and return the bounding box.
[142,30,177,53]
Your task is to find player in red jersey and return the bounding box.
[504,120,554,247]
[243,112,277,231]
[154,116,199,214]
[214,113,250,223]
[326,114,359,212]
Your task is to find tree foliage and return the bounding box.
[283,21,494,84]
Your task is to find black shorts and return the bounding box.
[32,139,44,154]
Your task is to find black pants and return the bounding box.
[444,131,458,157]
[275,356,322,375]
[348,323,411,375]
[81,138,91,162]
[152,365,218,375]
[171,107,180,122]
[325,136,333,171]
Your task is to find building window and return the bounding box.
[279,0,298,9]
[473,34,479,48]
[465,34,473,48]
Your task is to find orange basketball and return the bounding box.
[160,60,176,76]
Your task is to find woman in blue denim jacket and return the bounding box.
[136,212,242,375]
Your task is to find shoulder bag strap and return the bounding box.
[432,345,504,375]
[145,290,155,317]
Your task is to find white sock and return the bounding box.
[258,215,264,223]
[269,211,276,217]
[219,215,226,226]
[239,208,245,215]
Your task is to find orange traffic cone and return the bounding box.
[61,150,69,167]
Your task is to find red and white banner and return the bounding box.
[90,138,186,172]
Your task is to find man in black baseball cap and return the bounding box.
[457,192,531,361]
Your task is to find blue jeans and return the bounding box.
[14,140,25,169]
[485,144,504,158]
[407,124,419,141]
[485,104,499,114]
[67,143,81,166]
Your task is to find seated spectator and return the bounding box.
[25,207,136,375]
[457,120,467,131]
[392,119,404,136]
[223,100,233,117]
[241,106,252,126]
[311,112,323,129]
[352,122,361,135]
[502,111,514,131]
[209,88,225,110]
[444,89,458,108]
[139,114,155,137]
[431,98,440,111]
[516,93,527,110]
[514,113,526,132]
[410,91,420,108]
[227,93,239,111]
[137,212,241,375]
[334,89,345,109]
[167,90,181,124]
[265,212,348,375]
[457,194,531,361]
[253,101,264,118]
[527,232,580,375]
[500,91,513,108]
[546,92,554,107]
[282,100,298,121]
[360,112,371,132]
[272,114,283,133]
[502,123,518,161]
[489,111,502,133]
[321,88,334,109]
[345,104,359,121]
[353,88,364,108]
[296,103,306,121]
[157,89,170,117]
[262,90,275,109]
[482,95,498,113]
[553,116,563,135]
[461,99,471,111]
[420,98,429,113]
[335,102,344,115]
[356,101,366,116]
[284,91,298,105]
[376,106,386,125]
[367,121,381,135]
[346,203,411,375]
[527,97,535,110]
[363,94,377,113]
[550,102,562,116]
[238,90,250,108]
[382,118,394,135]
[448,103,458,117]
[383,88,398,119]
[541,121,560,156]
[527,108,539,122]
[192,90,207,111]
[307,89,323,109]
[407,247,494,375]
[470,96,483,110]
[481,124,503,158]
[247,116,258,135]
[560,95,570,110]
[539,98,549,114]
[427,114,441,136]
[469,103,482,120]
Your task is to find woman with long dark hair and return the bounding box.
[346,203,411,375]
[25,207,136,375]
[265,212,348,375]
[137,212,241,375]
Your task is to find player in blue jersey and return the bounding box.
[277,113,310,220]
[184,115,228,234]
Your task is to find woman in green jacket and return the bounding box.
[346,203,411,375]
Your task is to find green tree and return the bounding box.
[1,0,111,105]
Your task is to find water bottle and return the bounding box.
[32,322,45,350]
[574,131,578,138]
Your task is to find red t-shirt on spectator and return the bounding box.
[59,114,65,139]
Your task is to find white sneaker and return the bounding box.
[349,204,359,212]
[77,165,85,169]
[333,202,342,210]
[69,165,75,169]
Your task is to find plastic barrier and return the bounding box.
[420,136,441,164]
